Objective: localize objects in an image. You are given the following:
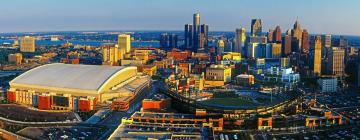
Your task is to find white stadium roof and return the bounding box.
[10,63,135,92]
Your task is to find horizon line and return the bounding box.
[0,29,359,37]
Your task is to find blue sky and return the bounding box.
[0,0,359,35]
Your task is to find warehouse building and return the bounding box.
[7,63,150,111]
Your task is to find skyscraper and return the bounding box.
[339,36,348,48]
[199,33,205,49]
[273,26,282,43]
[292,20,302,52]
[251,19,262,37]
[217,39,225,55]
[102,44,119,66]
[184,12,209,52]
[184,24,193,49]
[301,29,309,53]
[314,36,322,75]
[235,28,246,53]
[266,43,282,58]
[20,36,35,52]
[169,34,178,49]
[292,20,302,41]
[282,35,292,56]
[160,33,177,50]
[118,34,131,59]
[160,33,169,49]
[201,24,209,47]
[267,29,274,43]
[322,34,332,58]
[193,12,201,50]
[323,34,332,48]
[328,47,345,76]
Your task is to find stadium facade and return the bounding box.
[7,63,151,111]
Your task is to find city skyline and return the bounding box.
[0,1,360,139]
[0,0,359,36]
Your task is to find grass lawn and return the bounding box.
[201,98,256,106]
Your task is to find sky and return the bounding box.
[0,0,359,36]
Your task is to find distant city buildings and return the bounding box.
[160,33,177,50]
[184,12,209,51]
[20,36,35,52]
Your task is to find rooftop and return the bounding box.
[10,63,134,92]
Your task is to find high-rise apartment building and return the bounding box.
[20,36,35,52]
[102,44,119,66]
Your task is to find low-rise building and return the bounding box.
[318,77,338,93]
[205,65,232,88]
[138,65,157,76]
[222,52,241,61]
[166,49,191,61]
[236,74,255,86]
[8,53,22,65]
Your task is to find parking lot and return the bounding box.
[17,126,107,140]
